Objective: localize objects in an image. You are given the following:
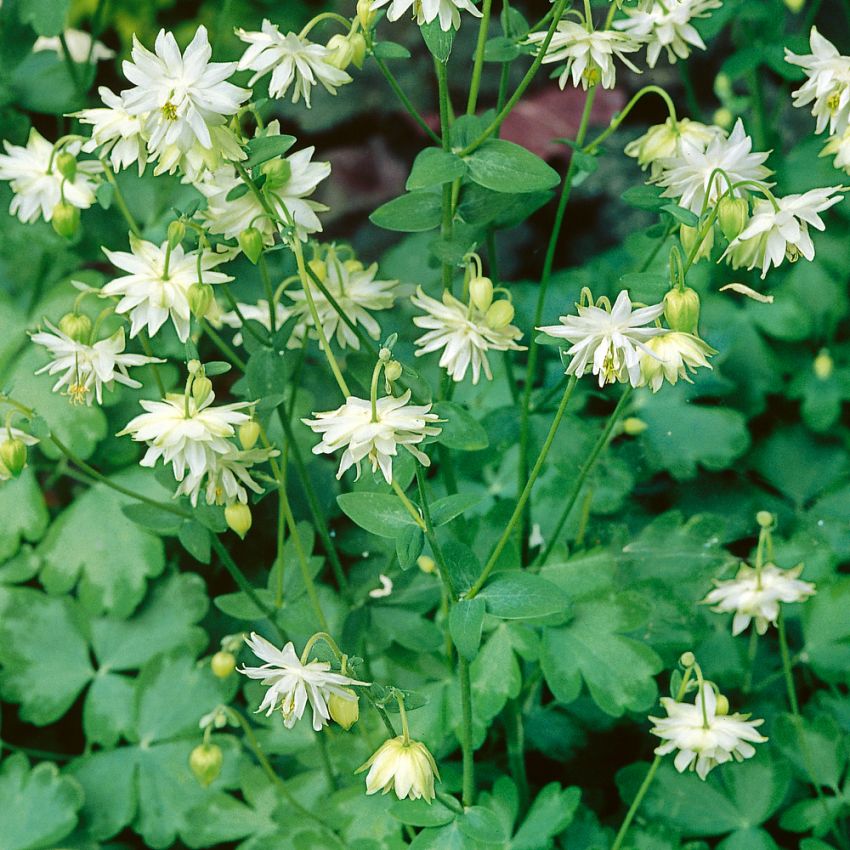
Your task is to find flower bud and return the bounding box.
[189,743,223,787]
[58,312,93,343]
[343,258,364,274]
[485,300,515,329]
[187,358,202,375]
[225,503,252,538]
[679,223,714,263]
[239,420,261,451]
[192,375,213,407]
[756,510,773,529]
[713,107,734,130]
[384,360,403,382]
[328,688,360,730]
[261,158,292,188]
[55,151,77,182]
[357,0,377,29]
[51,202,80,238]
[167,219,186,249]
[417,555,436,574]
[469,276,494,312]
[379,346,392,362]
[188,283,214,318]
[813,349,833,380]
[663,286,701,334]
[622,416,648,436]
[308,258,327,281]
[784,0,804,12]
[0,438,27,478]
[349,32,367,69]
[238,227,264,264]
[679,651,696,668]
[717,196,749,242]
[325,34,355,70]
[714,693,730,716]
[211,650,236,678]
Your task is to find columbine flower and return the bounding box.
[614,0,722,68]
[102,235,232,342]
[539,290,665,388]
[303,390,441,483]
[785,27,850,137]
[527,21,641,90]
[30,324,164,406]
[701,563,816,636]
[357,736,440,801]
[639,332,716,392]
[78,87,148,174]
[655,119,772,214]
[0,128,101,223]
[120,387,252,489]
[236,22,352,107]
[410,287,525,384]
[285,249,397,350]
[150,125,245,181]
[0,429,39,481]
[650,684,767,780]
[720,186,845,278]
[219,300,289,346]
[371,0,482,32]
[176,446,278,507]
[121,26,250,159]
[238,633,367,732]
[34,29,115,63]
[625,117,722,178]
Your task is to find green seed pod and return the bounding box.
[51,202,80,239]
[717,196,749,242]
[58,312,93,343]
[239,420,261,451]
[663,286,701,335]
[238,227,264,265]
[485,300,515,329]
[225,503,252,539]
[261,158,292,188]
[211,650,237,678]
[167,219,187,249]
[188,283,214,318]
[189,743,223,787]
[0,438,27,478]
[469,276,494,312]
[55,151,77,182]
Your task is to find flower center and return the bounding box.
[67,382,88,405]
[161,101,179,121]
[827,88,842,113]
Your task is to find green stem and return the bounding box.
[583,85,678,154]
[466,0,494,115]
[610,756,662,850]
[201,319,248,370]
[59,32,82,94]
[436,60,455,291]
[316,731,338,790]
[458,656,475,806]
[777,611,799,717]
[505,698,530,812]
[742,628,758,693]
[138,330,165,396]
[391,478,427,530]
[102,162,142,236]
[258,254,277,333]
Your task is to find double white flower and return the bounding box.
[78,88,148,174]
[371,0,482,32]
[639,332,715,392]
[358,736,441,801]
[175,446,277,508]
[625,117,722,178]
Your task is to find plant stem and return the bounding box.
[138,330,166,395]
[505,698,530,812]
[436,60,455,291]
[258,254,277,333]
[743,628,758,693]
[316,731,338,790]
[777,610,799,716]
[458,656,475,806]
[101,162,142,236]
[201,319,247,370]
[610,755,662,850]
[467,0,494,115]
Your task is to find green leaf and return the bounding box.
[470,624,522,729]
[244,135,297,168]
[433,401,489,450]
[407,148,467,190]
[772,713,848,788]
[0,468,48,561]
[83,672,135,748]
[484,36,522,62]
[465,140,561,194]
[477,572,568,620]
[457,806,508,843]
[371,606,443,651]
[449,598,485,660]
[660,204,700,226]
[512,784,582,850]
[396,524,424,570]
[420,20,455,63]
[178,520,212,564]
[391,797,456,827]
[802,578,850,682]
[121,502,183,535]
[372,41,412,59]
[17,0,70,36]
[621,185,667,211]
[370,191,443,233]
[430,493,481,526]
[247,348,289,398]
[337,492,419,537]
[0,754,84,850]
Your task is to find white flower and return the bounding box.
[238,633,367,732]
[614,0,722,68]
[527,21,641,90]
[151,125,245,180]
[639,332,716,392]
[720,186,844,278]
[0,429,39,482]
[176,446,278,507]
[357,736,441,801]
[410,287,525,384]
[650,684,767,780]
[219,300,289,346]
[121,26,249,158]
[0,128,101,223]
[30,323,164,405]
[701,562,816,636]
[303,389,441,484]
[34,29,115,63]
[820,126,850,173]
[625,118,723,178]
[285,248,397,350]
[785,27,850,136]
[119,389,252,487]
[102,235,233,342]
[78,87,148,174]
[655,119,772,214]
[539,290,665,387]
[236,23,352,107]
[371,0,482,32]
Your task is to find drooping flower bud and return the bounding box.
[188,283,214,318]
[714,693,730,716]
[717,196,749,242]
[357,736,440,801]
[192,375,213,407]
[349,32,367,69]
[261,158,292,188]
[469,276,494,312]
[189,743,223,787]
[622,416,648,436]
[485,300,515,329]
[813,349,833,380]
[239,420,261,451]
[51,202,80,238]
[225,503,252,538]
[384,360,403,382]
[679,223,714,263]
[663,286,701,334]
[325,34,355,70]
[58,312,93,343]
[756,510,773,529]
[167,219,187,249]
[328,688,360,730]
[417,555,436,574]
[238,227,264,264]
[0,438,27,478]
[357,0,377,29]
[679,651,696,668]
[55,151,77,182]
[211,651,237,678]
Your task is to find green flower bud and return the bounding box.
[0,438,27,478]
[55,151,77,182]
[814,349,834,380]
[225,502,252,538]
[349,32,367,69]
[308,258,327,280]
[679,223,714,263]
[239,420,261,450]
[343,258,364,274]
[189,743,223,787]
[58,312,93,343]
[325,33,355,70]
[717,196,749,242]
[261,158,292,188]
[211,650,236,678]
[188,283,214,318]
[328,688,359,730]
[622,416,648,436]
[663,286,701,335]
[192,375,213,407]
[384,360,403,382]
[167,219,186,249]
[713,106,734,130]
[469,276,494,312]
[756,510,773,529]
[679,651,696,668]
[238,227,264,264]
[187,359,203,375]
[357,0,377,29]
[714,693,730,716]
[485,300,515,329]
[51,202,80,239]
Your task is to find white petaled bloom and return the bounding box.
[0,128,101,223]
[102,236,233,342]
[303,390,441,484]
[720,186,845,279]
[639,332,716,392]
[539,290,666,388]
[34,29,115,63]
[239,633,367,732]
[151,125,245,181]
[371,0,482,32]
[785,27,850,137]
[701,562,816,636]
[410,287,525,384]
[285,250,397,350]
[0,429,39,481]
[236,22,352,107]
[176,446,278,507]
[821,126,850,173]
[655,119,772,214]
[625,118,723,178]
[613,0,722,68]
[78,87,148,174]
[527,21,641,91]
[121,26,250,160]
[357,736,441,802]
[30,324,164,406]
[219,300,289,346]
[119,389,253,488]
[650,684,767,780]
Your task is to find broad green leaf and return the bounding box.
[457,806,508,843]
[465,139,561,194]
[83,672,135,748]
[371,606,443,651]
[17,0,70,36]
[449,598,485,660]
[396,524,424,570]
[243,135,297,169]
[802,578,850,682]
[477,572,569,620]
[391,797,456,827]
[0,468,48,561]
[372,41,412,59]
[484,36,522,62]
[407,148,467,191]
[433,401,489,450]
[337,492,419,537]
[370,192,443,233]
[178,520,212,564]
[420,19,455,63]
[470,624,521,730]
[247,348,289,398]
[430,493,481,526]
[121,502,183,535]
[512,784,581,850]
